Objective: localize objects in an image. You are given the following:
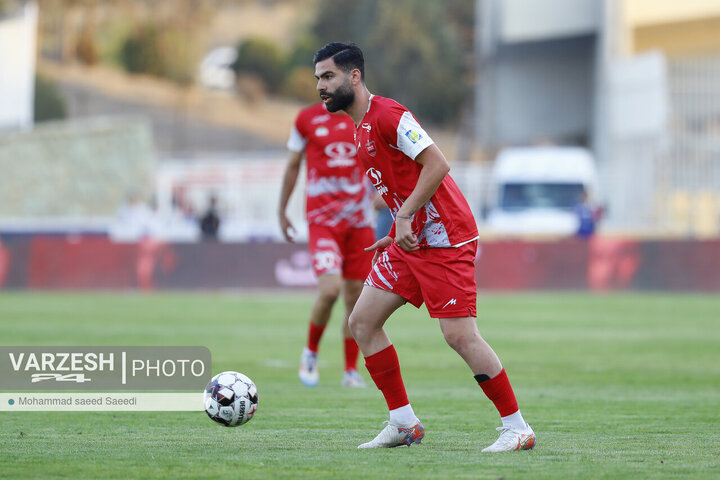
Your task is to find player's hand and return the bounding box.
[279,213,296,242]
[365,236,392,267]
[395,217,419,252]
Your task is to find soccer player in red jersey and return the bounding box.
[279,101,377,388]
[312,42,536,452]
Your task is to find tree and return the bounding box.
[232,37,286,93]
[34,74,67,123]
[312,0,473,125]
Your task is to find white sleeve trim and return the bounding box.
[287,125,307,152]
[396,111,434,160]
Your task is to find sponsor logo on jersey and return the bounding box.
[311,114,330,124]
[366,140,376,157]
[327,158,356,167]
[306,173,364,197]
[367,167,382,186]
[366,167,388,195]
[404,129,422,144]
[335,122,348,130]
[315,126,329,137]
[316,238,340,249]
[361,123,372,132]
[324,141,357,167]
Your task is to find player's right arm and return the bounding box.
[278,149,304,242]
[279,118,308,242]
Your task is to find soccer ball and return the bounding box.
[203,371,258,427]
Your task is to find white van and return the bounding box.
[484,146,600,235]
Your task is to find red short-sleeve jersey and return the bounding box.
[355,96,478,248]
[288,103,374,228]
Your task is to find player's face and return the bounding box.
[315,58,355,113]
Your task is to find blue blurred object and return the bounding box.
[375,208,393,240]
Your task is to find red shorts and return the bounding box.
[308,225,375,280]
[365,241,478,318]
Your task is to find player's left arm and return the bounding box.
[394,144,450,251]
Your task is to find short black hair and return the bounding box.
[313,42,365,80]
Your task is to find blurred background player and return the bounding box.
[313,42,536,451]
[278,101,376,388]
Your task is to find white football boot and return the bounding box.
[357,420,425,449]
[341,369,366,388]
[298,347,319,387]
[481,424,536,452]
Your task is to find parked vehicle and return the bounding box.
[484,146,600,235]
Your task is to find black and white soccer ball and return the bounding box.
[203,371,258,427]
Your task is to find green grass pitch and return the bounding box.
[1,292,719,479]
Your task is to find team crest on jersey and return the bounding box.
[405,129,422,144]
[315,126,329,137]
[366,140,376,157]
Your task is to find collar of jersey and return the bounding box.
[358,94,375,128]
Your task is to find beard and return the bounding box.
[323,79,355,112]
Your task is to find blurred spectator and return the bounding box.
[574,189,600,239]
[199,194,221,240]
[171,189,195,221]
[114,192,157,240]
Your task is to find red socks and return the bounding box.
[364,349,519,419]
[344,337,360,371]
[307,324,360,372]
[476,369,519,417]
[306,323,326,353]
[364,345,409,410]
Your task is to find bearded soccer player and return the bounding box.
[279,101,376,388]
[312,42,536,452]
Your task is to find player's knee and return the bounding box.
[347,311,368,341]
[317,284,341,304]
[443,329,470,354]
[318,291,340,306]
[347,312,360,336]
[342,280,363,305]
[343,291,360,310]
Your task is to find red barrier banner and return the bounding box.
[0,236,718,291]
